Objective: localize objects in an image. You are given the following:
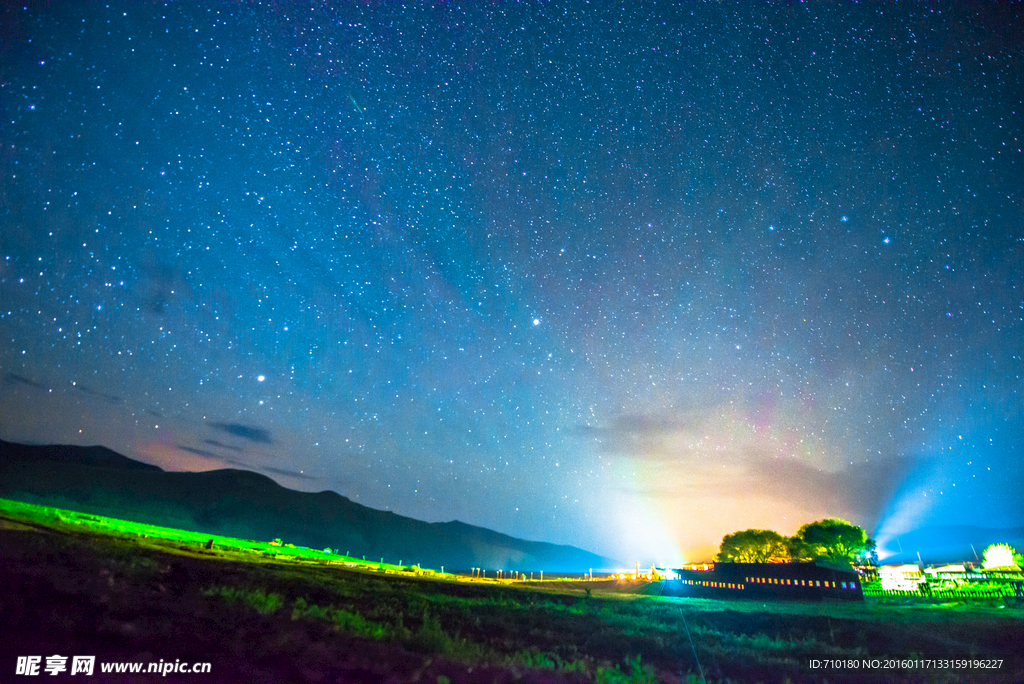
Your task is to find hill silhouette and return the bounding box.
[0,440,617,572]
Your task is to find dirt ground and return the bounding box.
[0,518,581,683]
[2,512,1022,683]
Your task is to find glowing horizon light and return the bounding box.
[873,465,942,558]
[608,492,685,568]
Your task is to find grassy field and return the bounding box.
[1,498,1021,683]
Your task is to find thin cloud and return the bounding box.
[625,450,921,531]
[178,446,219,459]
[4,373,47,390]
[208,422,273,444]
[262,465,316,480]
[588,410,921,528]
[574,410,719,460]
[74,385,122,404]
[203,439,243,452]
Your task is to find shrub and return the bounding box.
[203,585,283,615]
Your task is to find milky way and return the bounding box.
[2,2,1022,564]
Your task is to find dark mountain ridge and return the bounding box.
[0,440,618,572]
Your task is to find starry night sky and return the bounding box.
[2,2,1022,565]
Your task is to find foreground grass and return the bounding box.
[1,497,1022,683]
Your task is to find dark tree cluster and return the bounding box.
[717,519,876,566]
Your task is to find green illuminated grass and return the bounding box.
[0,496,422,572]
[202,585,285,615]
[2,496,1022,683]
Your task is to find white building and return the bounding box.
[879,564,923,592]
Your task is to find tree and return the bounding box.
[981,543,1022,570]
[717,529,791,563]
[794,518,874,565]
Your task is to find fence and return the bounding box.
[863,580,1024,599]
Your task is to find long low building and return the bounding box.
[659,561,865,601]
